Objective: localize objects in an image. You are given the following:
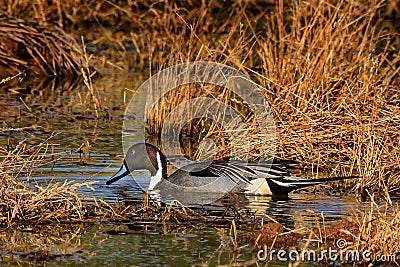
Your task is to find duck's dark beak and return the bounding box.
[106,162,130,185]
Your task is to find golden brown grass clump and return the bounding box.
[240,198,400,265]
[306,200,400,265]
[0,16,83,79]
[0,141,93,227]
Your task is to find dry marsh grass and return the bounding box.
[0,16,83,78]
[306,199,400,265]
[0,141,93,226]
[0,0,399,201]
[242,196,400,265]
[256,1,400,193]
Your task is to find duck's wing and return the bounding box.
[180,160,249,185]
[229,160,296,178]
[187,159,297,185]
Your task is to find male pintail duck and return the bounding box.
[106,142,356,196]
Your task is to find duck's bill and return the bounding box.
[106,163,130,185]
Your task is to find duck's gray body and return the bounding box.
[106,142,357,196]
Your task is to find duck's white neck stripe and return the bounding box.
[148,152,163,190]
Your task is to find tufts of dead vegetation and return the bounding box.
[241,197,400,265]
[306,197,400,265]
[0,16,83,79]
[0,141,94,227]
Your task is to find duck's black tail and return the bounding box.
[266,176,359,195]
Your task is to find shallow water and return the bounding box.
[1,77,373,266]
